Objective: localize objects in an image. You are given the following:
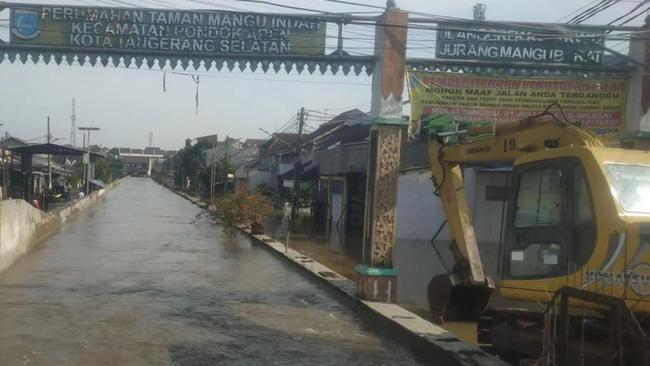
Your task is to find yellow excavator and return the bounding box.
[426,104,650,365]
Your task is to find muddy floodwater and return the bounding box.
[0,178,427,366]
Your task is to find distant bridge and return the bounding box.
[118,147,165,176]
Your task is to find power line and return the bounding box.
[558,0,602,22]
[228,0,333,14]
[2,3,644,36]
[608,1,650,25]
[570,0,620,24]
[185,0,279,13]
[319,0,384,10]
[567,0,611,23]
[1,19,645,45]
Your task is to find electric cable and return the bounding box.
[608,0,650,25]
[558,0,602,22]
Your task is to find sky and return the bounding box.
[0,0,646,150]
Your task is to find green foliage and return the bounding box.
[255,182,275,197]
[93,151,124,183]
[172,139,237,195]
[216,192,273,237]
[66,164,84,189]
[172,140,210,192]
[299,183,312,207]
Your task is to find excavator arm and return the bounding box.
[427,111,605,323]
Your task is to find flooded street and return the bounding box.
[0,178,426,366]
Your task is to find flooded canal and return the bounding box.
[0,178,427,366]
[263,208,482,345]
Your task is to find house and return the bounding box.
[194,134,219,148]
[255,132,301,192]
[203,137,259,168]
[238,109,370,198]
[4,138,103,204]
[2,136,69,200]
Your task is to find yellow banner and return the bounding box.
[407,71,628,136]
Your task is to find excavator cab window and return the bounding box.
[571,164,597,267]
[504,158,597,279]
[510,164,564,277]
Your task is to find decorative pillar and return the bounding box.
[626,17,650,133]
[355,1,408,303]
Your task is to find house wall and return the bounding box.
[278,163,293,176]
[393,169,509,309]
[395,169,479,241]
[235,178,248,193]
[470,171,511,245]
[319,146,368,175]
[248,170,274,191]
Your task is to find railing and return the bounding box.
[538,286,649,366]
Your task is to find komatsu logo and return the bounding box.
[467,145,492,154]
[586,264,650,296]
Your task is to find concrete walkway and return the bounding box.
[0,178,427,366]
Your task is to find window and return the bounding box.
[514,168,562,228]
[574,168,594,224]
[605,163,650,214]
[510,243,562,277]
[572,166,597,266]
[485,185,510,202]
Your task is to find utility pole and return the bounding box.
[82,132,86,194]
[224,134,230,192]
[290,107,305,231]
[3,130,8,200]
[78,126,100,195]
[210,157,215,202]
[70,99,76,147]
[47,117,52,190]
[0,124,6,200]
[473,3,487,20]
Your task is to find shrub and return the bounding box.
[216,192,273,236]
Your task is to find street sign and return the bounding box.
[82,152,89,164]
[435,22,605,65]
[9,5,327,56]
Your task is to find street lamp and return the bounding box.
[78,127,100,195]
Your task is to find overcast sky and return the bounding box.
[0,0,644,150]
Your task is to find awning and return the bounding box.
[278,161,317,181]
[89,179,106,189]
[8,143,105,159]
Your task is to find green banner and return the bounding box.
[10,5,327,56]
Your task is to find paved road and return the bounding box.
[0,178,426,366]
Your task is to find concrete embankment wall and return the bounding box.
[0,178,125,274]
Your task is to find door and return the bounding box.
[505,159,570,280]
[328,178,346,250]
[330,192,344,248]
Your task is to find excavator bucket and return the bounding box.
[427,274,494,324]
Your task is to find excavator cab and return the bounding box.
[425,110,650,363]
[424,112,648,323]
[502,157,596,282]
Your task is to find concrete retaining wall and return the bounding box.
[0,178,125,274]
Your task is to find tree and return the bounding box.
[172,139,210,193]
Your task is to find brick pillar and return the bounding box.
[355,2,408,303]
